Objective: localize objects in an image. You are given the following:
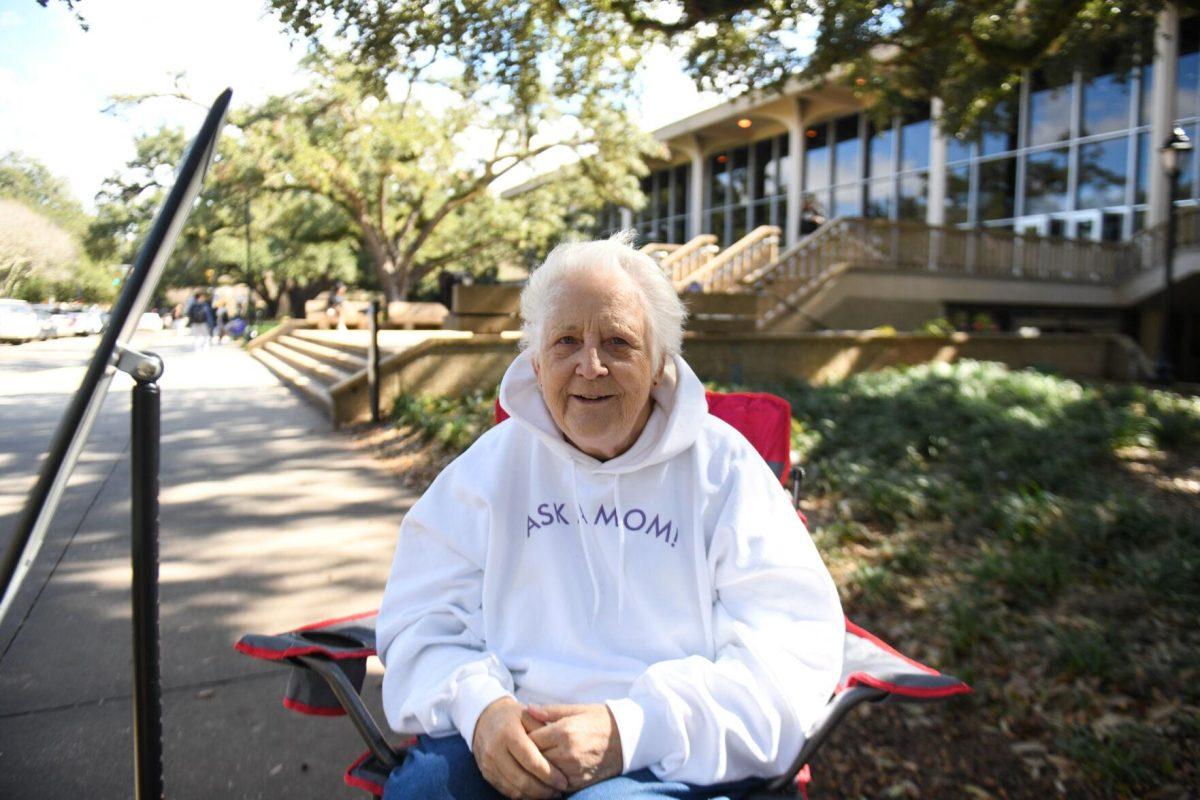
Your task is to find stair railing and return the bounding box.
[677,226,781,291]
[660,234,719,285]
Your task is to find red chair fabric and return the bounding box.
[494,390,793,483]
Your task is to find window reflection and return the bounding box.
[979,157,1016,220]
[708,153,728,207]
[1178,17,1199,120]
[834,115,861,185]
[1140,63,1155,127]
[1024,148,1069,214]
[900,110,931,172]
[1077,138,1128,209]
[898,173,928,220]
[947,134,974,163]
[730,147,750,206]
[946,165,970,225]
[1136,132,1151,205]
[1028,76,1073,146]
[673,164,689,216]
[709,209,725,243]
[866,178,892,218]
[804,124,829,191]
[981,102,1019,155]
[1082,72,1132,136]
[868,119,895,178]
[753,140,773,199]
[833,184,859,217]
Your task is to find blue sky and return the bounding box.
[0,0,315,208]
[0,0,724,211]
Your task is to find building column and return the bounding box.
[927,97,948,226]
[1149,2,1181,228]
[786,98,806,247]
[688,139,706,240]
[619,207,633,230]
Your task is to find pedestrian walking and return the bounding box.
[188,291,214,352]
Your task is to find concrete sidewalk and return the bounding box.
[0,333,410,798]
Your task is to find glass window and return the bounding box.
[753,139,773,200]
[868,119,895,178]
[1102,211,1125,242]
[981,102,1019,155]
[866,178,892,218]
[709,209,726,243]
[1175,123,1196,201]
[1179,17,1200,120]
[900,110,931,171]
[1136,132,1151,205]
[978,157,1016,221]
[833,115,861,185]
[1078,137,1128,209]
[775,134,791,194]
[730,146,750,206]
[1024,148,1069,214]
[946,164,970,225]
[672,218,687,244]
[804,124,829,190]
[898,172,928,220]
[751,198,772,228]
[708,153,729,208]
[802,190,829,222]
[947,134,974,163]
[777,197,788,230]
[1028,76,1073,146]
[1082,72,1132,136]
[731,211,748,243]
[655,171,670,219]
[673,164,689,217]
[833,184,859,217]
[1139,63,1155,127]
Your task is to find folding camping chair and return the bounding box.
[236,391,970,797]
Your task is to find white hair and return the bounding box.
[519,229,687,373]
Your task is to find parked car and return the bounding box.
[32,305,56,340]
[74,306,105,335]
[0,298,43,343]
[33,304,75,337]
[136,311,165,331]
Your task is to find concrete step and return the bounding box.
[275,333,366,373]
[250,346,334,420]
[262,340,356,387]
[289,328,370,357]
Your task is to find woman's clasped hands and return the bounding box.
[472,697,624,799]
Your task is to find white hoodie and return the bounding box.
[377,351,844,785]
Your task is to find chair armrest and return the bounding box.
[296,654,402,771]
[764,685,886,792]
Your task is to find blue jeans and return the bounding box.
[383,734,765,800]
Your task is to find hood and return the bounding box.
[497,349,708,473]
[498,348,709,623]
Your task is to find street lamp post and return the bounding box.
[1155,126,1193,384]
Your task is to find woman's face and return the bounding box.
[533,268,658,461]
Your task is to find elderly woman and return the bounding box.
[377,232,844,800]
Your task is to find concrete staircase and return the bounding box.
[249,327,367,418]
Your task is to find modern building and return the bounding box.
[511,6,1200,380]
[618,10,1197,250]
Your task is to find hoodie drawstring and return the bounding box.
[570,462,602,622]
[614,475,626,623]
